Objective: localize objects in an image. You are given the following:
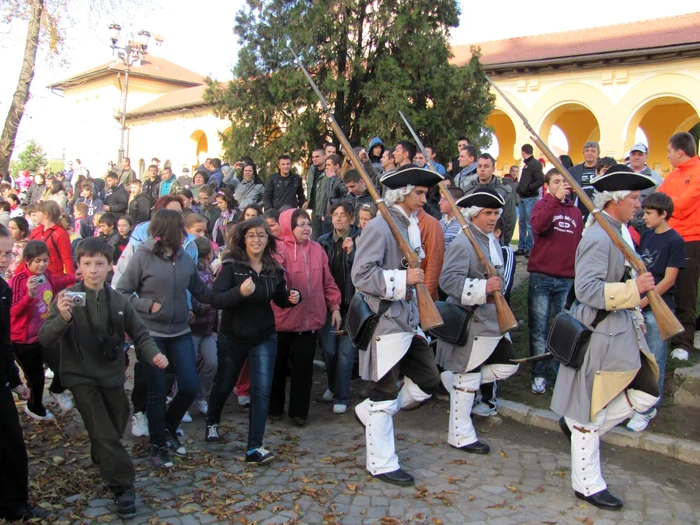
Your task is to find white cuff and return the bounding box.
[381,269,407,301]
[460,278,487,306]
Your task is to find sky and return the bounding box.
[1,0,698,160]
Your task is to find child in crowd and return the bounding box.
[98,212,119,248]
[92,212,105,236]
[189,236,218,416]
[8,194,23,218]
[10,240,75,420]
[628,192,685,432]
[212,188,237,245]
[76,183,104,221]
[357,203,376,230]
[5,217,29,280]
[239,204,262,222]
[0,201,10,227]
[115,215,133,261]
[39,237,168,519]
[263,208,281,237]
[72,202,94,240]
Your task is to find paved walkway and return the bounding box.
[19,385,700,525]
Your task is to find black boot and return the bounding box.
[373,468,414,487]
[575,489,623,511]
[1,506,50,522]
[453,441,490,455]
[559,417,572,444]
[113,485,137,519]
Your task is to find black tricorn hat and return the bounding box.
[455,188,505,208]
[592,164,656,192]
[380,164,444,189]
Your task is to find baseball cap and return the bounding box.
[629,142,648,155]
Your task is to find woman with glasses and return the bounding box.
[205,217,300,464]
[269,208,341,426]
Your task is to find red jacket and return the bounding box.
[527,192,583,279]
[271,209,341,332]
[28,223,75,276]
[10,266,75,344]
[658,156,700,242]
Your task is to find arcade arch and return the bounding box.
[486,109,516,173]
[190,130,209,166]
[539,103,600,164]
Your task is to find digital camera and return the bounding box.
[65,291,86,307]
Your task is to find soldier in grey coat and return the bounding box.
[437,189,518,455]
[351,165,443,487]
[551,165,660,511]
[460,154,517,246]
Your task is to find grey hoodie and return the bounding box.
[116,238,210,335]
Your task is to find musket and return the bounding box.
[399,111,518,334]
[295,59,443,331]
[487,78,683,341]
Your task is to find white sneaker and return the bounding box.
[626,409,657,432]
[181,411,193,423]
[694,332,700,351]
[671,348,690,361]
[131,412,149,437]
[51,391,74,412]
[238,395,250,407]
[333,403,347,414]
[44,368,54,379]
[531,377,547,394]
[195,400,208,415]
[472,402,497,417]
[322,389,334,403]
[24,406,55,421]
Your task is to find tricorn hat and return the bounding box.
[591,164,656,192]
[380,164,444,189]
[455,188,505,209]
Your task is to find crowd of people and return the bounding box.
[0,130,699,521]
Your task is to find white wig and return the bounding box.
[384,185,415,207]
[464,206,503,220]
[582,190,632,234]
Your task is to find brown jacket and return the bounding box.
[417,209,445,300]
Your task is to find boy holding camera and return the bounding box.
[39,237,168,519]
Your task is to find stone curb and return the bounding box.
[497,399,700,466]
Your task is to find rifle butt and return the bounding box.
[647,290,684,341]
[415,284,443,331]
[494,292,518,333]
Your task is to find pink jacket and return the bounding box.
[272,209,341,332]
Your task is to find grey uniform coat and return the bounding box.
[436,225,508,373]
[550,217,659,424]
[461,177,517,246]
[351,207,423,382]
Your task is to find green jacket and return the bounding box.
[39,282,160,388]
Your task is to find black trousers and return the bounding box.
[269,331,318,420]
[13,343,65,415]
[370,336,441,402]
[0,382,28,517]
[131,361,148,414]
[72,385,134,487]
[672,240,700,351]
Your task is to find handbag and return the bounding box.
[345,293,391,351]
[546,309,608,370]
[427,301,472,346]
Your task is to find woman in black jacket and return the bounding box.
[206,217,300,465]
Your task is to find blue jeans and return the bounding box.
[319,314,356,404]
[145,333,200,447]
[642,308,667,404]
[207,333,277,451]
[518,196,538,251]
[528,272,573,380]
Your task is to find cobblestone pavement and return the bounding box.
[13,378,700,525]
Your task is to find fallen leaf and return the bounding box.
[486,498,507,509]
[52,456,65,465]
[346,484,358,491]
[178,505,199,514]
[499,450,509,458]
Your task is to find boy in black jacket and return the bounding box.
[39,238,168,519]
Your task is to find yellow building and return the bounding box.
[451,12,700,174]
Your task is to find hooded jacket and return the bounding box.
[368,137,385,174]
[128,192,152,225]
[318,225,361,310]
[115,238,210,335]
[271,209,341,332]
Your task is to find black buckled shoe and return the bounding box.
[373,468,414,487]
[454,440,490,455]
[113,485,137,519]
[559,417,572,444]
[575,489,623,511]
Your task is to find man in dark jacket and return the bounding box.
[568,141,600,221]
[127,181,152,225]
[0,226,48,522]
[304,149,326,237]
[515,144,544,256]
[142,165,161,206]
[103,172,129,218]
[263,155,305,210]
[342,169,373,225]
[207,158,225,190]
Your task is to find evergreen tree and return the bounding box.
[17,140,47,174]
[206,0,494,176]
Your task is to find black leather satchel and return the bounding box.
[427,301,472,346]
[345,293,391,351]
[546,310,608,370]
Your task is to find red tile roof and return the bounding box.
[451,12,700,67]
[47,55,205,89]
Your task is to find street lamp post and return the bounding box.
[108,24,152,164]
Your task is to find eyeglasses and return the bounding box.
[0,251,15,261]
[295,222,312,229]
[245,233,268,240]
